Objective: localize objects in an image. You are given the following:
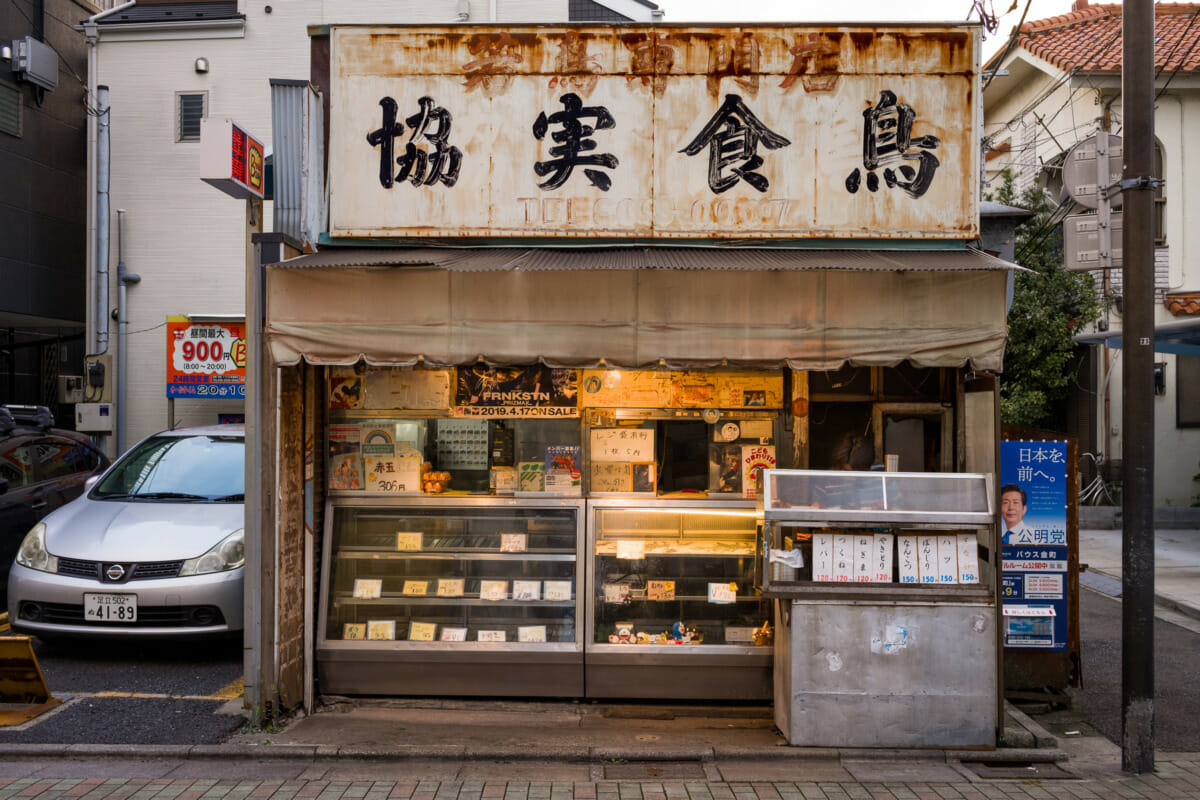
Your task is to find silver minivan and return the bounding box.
[7,426,244,639]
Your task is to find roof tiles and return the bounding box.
[1009,2,1200,74]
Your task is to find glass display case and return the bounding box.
[318,497,585,697]
[759,469,996,599]
[759,470,1000,748]
[585,499,772,700]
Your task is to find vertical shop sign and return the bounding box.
[200,118,265,200]
[165,316,247,399]
[1000,440,1068,650]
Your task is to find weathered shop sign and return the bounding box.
[328,25,978,240]
[578,369,783,409]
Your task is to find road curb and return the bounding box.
[0,742,1069,764]
[1085,566,1200,621]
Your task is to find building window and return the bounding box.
[176,91,207,142]
[1178,356,1200,428]
[0,81,21,138]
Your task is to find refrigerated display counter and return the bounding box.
[586,499,772,700]
[317,496,585,696]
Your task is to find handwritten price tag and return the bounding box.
[396,532,423,551]
[647,580,675,601]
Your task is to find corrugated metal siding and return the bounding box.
[271,80,306,246]
[271,247,1021,272]
[270,79,325,252]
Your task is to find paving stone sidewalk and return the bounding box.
[4,755,1200,800]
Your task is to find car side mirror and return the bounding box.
[84,475,101,491]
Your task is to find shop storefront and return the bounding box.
[248,22,1009,741]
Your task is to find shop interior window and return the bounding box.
[881,414,943,473]
[808,402,877,471]
[656,421,708,493]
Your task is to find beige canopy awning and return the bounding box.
[264,247,1014,371]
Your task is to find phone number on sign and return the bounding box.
[167,384,246,398]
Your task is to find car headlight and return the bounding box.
[179,529,245,576]
[15,523,58,574]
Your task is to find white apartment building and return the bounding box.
[982,1,1200,506]
[84,0,660,454]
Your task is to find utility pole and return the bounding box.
[1121,0,1156,775]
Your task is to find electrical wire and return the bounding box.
[1155,7,1200,100]
[5,0,90,90]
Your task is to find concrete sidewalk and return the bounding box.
[1079,526,1200,622]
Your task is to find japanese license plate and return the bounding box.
[83,593,138,622]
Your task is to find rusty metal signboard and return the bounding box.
[328,25,978,240]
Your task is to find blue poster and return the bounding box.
[1000,440,1069,651]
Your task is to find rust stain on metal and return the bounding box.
[620,33,678,96]
[549,30,604,97]
[677,31,763,98]
[781,32,842,93]
[460,32,536,97]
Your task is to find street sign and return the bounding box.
[1064,211,1123,270]
[166,316,247,399]
[1063,133,1122,209]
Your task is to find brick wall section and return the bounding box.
[277,365,305,710]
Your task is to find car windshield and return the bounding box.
[93,434,244,502]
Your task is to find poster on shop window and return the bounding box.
[1000,439,1068,651]
[453,365,578,417]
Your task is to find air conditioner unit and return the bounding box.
[11,36,58,92]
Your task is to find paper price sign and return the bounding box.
[440,627,468,642]
[437,579,465,597]
[544,581,572,601]
[708,582,737,604]
[479,580,508,601]
[402,580,428,596]
[367,620,395,640]
[500,533,527,553]
[647,580,675,601]
[512,580,541,601]
[590,428,654,462]
[518,625,547,643]
[352,579,382,599]
[408,622,437,641]
[477,630,506,642]
[396,532,423,551]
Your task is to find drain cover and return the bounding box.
[962,761,1074,780]
[604,762,706,780]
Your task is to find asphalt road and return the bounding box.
[1035,587,1200,752]
[0,636,244,745]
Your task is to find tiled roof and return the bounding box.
[1005,2,1200,74]
[1165,291,1200,316]
[96,1,242,25]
